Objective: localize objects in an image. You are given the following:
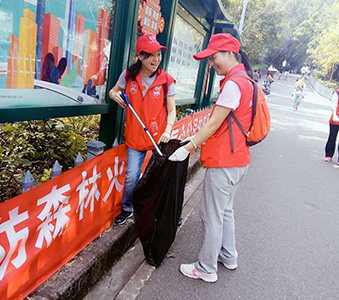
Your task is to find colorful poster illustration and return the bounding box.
[0,0,114,108]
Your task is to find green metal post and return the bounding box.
[99,0,140,149]
[200,25,219,107]
[191,27,213,110]
[158,0,179,71]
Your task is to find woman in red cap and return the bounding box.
[169,33,254,282]
[109,34,176,224]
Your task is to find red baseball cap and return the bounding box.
[136,34,168,53]
[193,33,241,60]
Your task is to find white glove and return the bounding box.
[168,146,190,162]
[333,115,339,122]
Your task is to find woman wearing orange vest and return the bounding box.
[169,33,253,283]
[109,34,176,224]
[324,89,339,164]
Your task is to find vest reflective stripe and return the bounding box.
[200,64,253,168]
[124,70,175,151]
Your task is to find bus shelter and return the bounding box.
[0,0,237,148]
[0,1,240,299]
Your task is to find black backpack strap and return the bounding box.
[228,116,235,153]
[248,82,258,133]
[228,111,246,152]
[229,112,246,134]
[226,73,257,152]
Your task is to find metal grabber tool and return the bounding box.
[120,92,164,156]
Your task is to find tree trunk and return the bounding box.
[334,64,338,80]
[329,64,338,81]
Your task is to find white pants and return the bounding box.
[195,166,249,273]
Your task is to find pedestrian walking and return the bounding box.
[301,65,307,78]
[109,34,176,224]
[291,77,304,111]
[324,88,339,164]
[169,33,254,283]
[283,63,291,80]
[278,60,287,80]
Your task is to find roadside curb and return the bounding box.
[28,149,202,300]
[114,167,204,300]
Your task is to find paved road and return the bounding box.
[135,75,339,300]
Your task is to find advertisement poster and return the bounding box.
[0,0,114,108]
[167,14,204,104]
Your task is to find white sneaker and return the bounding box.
[218,260,237,270]
[179,263,217,283]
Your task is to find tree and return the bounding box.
[307,2,339,80]
[221,0,339,74]
[224,0,285,64]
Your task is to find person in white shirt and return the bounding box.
[291,78,304,111]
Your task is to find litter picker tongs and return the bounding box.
[120,92,164,156]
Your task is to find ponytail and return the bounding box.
[237,49,253,79]
[126,60,142,81]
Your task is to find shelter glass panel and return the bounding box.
[211,73,224,100]
[167,13,204,104]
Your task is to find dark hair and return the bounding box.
[126,51,160,80]
[57,57,67,77]
[236,50,253,79]
[218,50,254,79]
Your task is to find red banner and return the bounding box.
[0,109,211,300]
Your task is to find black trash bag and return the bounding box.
[133,139,189,267]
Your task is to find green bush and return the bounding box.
[253,64,268,73]
[0,117,100,203]
[313,69,338,90]
[176,104,193,119]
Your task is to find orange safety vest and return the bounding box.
[329,89,339,125]
[200,64,253,168]
[124,69,175,151]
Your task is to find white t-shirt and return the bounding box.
[331,91,339,108]
[216,80,241,110]
[117,69,176,97]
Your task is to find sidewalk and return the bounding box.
[85,163,205,300]
[28,149,204,300]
